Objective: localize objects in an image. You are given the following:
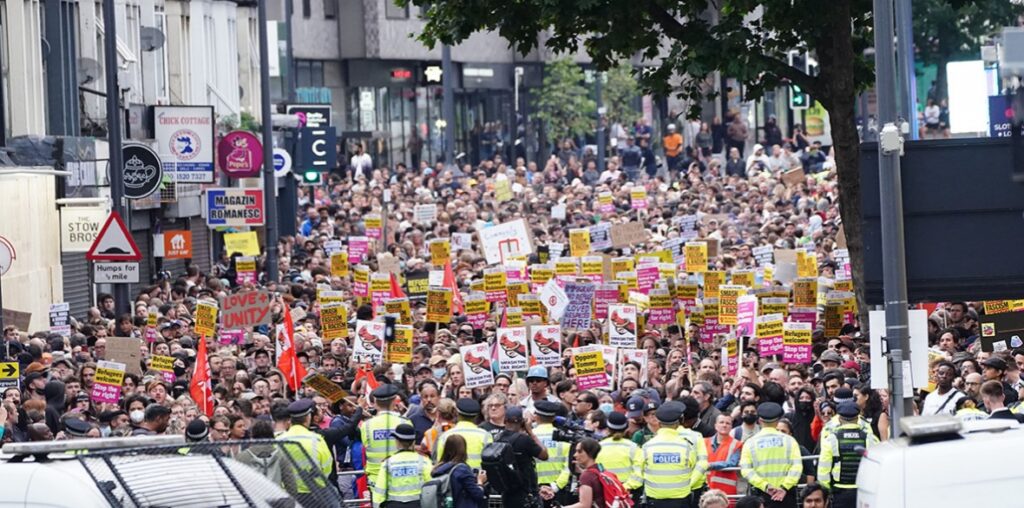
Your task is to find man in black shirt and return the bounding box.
[497,405,549,508]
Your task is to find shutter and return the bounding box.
[61,251,92,319]
[191,219,212,275]
[132,230,153,286]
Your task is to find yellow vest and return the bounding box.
[817,422,879,490]
[598,436,643,490]
[738,427,802,492]
[277,424,332,493]
[534,422,571,489]
[361,411,412,480]
[677,427,710,490]
[435,421,492,470]
[640,427,696,500]
[371,449,433,507]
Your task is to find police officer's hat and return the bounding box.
[392,423,417,441]
[756,402,784,423]
[288,399,315,418]
[186,418,210,441]
[534,400,561,418]
[456,398,481,416]
[607,411,629,431]
[836,401,860,419]
[64,417,92,438]
[371,384,400,401]
[655,401,685,424]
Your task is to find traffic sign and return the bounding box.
[122,143,163,199]
[85,211,142,261]
[94,262,141,283]
[299,127,337,172]
[273,148,292,177]
[0,236,14,275]
[0,362,18,390]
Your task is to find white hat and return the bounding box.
[667,124,677,131]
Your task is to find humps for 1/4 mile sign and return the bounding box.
[204,188,265,227]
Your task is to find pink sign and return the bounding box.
[736,295,758,338]
[89,361,126,405]
[701,316,730,344]
[218,329,246,345]
[636,265,660,295]
[789,308,818,328]
[236,270,257,286]
[217,131,263,178]
[144,327,159,344]
[348,237,369,265]
[593,286,620,320]
[783,322,813,363]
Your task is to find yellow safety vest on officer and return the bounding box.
[533,400,571,491]
[278,399,333,494]
[817,402,879,508]
[362,385,412,482]
[372,424,434,508]
[435,398,493,471]
[739,402,802,503]
[819,388,873,445]
[640,402,699,506]
[676,397,710,491]
[597,412,643,490]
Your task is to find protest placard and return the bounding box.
[330,251,349,277]
[477,219,534,265]
[797,250,818,278]
[759,297,789,317]
[304,374,348,404]
[430,239,451,266]
[685,242,708,272]
[104,337,144,376]
[607,304,638,347]
[1,309,31,332]
[648,290,674,326]
[386,325,414,363]
[725,337,739,376]
[464,294,489,329]
[90,360,126,404]
[569,228,591,257]
[593,283,620,320]
[574,344,608,390]
[619,349,648,386]
[540,278,569,322]
[752,245,774,267]
[718,285,746,326]
[320,303,348,341]
[49,303,71,337]
[589,223,612,251]
[348,236,370,265]
[364,214,382,239]
[353,320,385,364]
[452,232,473,252]
[610,222,651,248]
[224,231,260,256]
[598,191,615,213]
[384,298,412,325]
[529,325,562,367]
[496,327,528,372]
[219,290,272,329]
[151,355,176,383]
[461,343,495,388]
[415,203,438,224]
[783,322,813,363]
[426,288,453,323]
[562,282,595,329]
[235,257,257,285]
[630,187,648,209]
[736,294,758,338]
[793,278,818,308]
[756,313,785,357]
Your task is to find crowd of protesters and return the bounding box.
[1,114,1022,508]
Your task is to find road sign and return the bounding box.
[85,211,141,261]
[94,262,140,283]
[299,127,337,172]
[0,236,14,275]
[273,148,292,177]
[122,143,163,199]
[218,131,263,178]
[164,230,192,259]
[0,362,18,390]
[204,188,265,227]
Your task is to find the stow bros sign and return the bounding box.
[204,188,265,227]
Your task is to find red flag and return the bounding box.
[278,308,308,391]
[354,364,379,392]
[389,273,406,299]
[443,261,464,314]
[189,335,215,417]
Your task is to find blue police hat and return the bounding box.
[837,401,860,419]
[372,384,400,401]
[288,399,315,418]
[757,402,784,422]
[456,398,481,416]
[607,411,629,431]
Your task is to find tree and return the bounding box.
[405,0,875,317]
[534,58,595,144]
[603,63,641,126]
[913,0,1020,101]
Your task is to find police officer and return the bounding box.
[435,398,493,470]
[818,388,873,445]
[371,423,433,508]
[64,417,96,439]
[362,385,412,484]
[597,411,643,504]
[739,402,802,508]
[640,401,699,508]
[184,419,210,443]
[277,399,333,504]
[817,402,879,508]
[534,400,571,503]
[677,396,710,507]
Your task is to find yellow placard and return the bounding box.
[685,242,708,273]
[530,265,554,285]
[611,257,635,276]
[320,303,349,340]
[464,297,489,316]
[824,303,843,337]
[759,297,790,317]
[984,300,1012,315]
[426,288,453,323]
[236,257,257,274]
[495,177,513,202]
[797,251,818,278]
[430,239,451,266]
[756,317,785,339]
[147,312,158,328]
[505,307,523,326]
[649,292,673,310]
[304,374,348,404]
[318,289,345,305]
[581,257,604,276]
[330,252,349,277]
[569,229,591,258]
[364,215,382,231]
[151,355,175,373]
[484,270,508,291]
[384,298,411,325]
[690,306,706,327]
[520,296,544,318]
[555,259,579,276]
[224,231,261,256]
[793,278,818,308]
[194,302,218,337]
[731,270,755,288]
[718,285,746,326]
[386,325,414,363]
[94,365,125,386]
[370,273,391,293]
[677,284,699,301]
[704,271,725,298]
[573,349,606,377]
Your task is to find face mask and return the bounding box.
[742,414,758,425]
[796,401,813,413]
[599,403,614,415]
[130,410,145,424]
[432,368,447,379]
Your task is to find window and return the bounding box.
[302,0,311,18]
[323,0,337,19]
[385,1,408,19]
[295,60,324,88]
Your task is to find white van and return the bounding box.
[857,415,1024,508]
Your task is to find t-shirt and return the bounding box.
[921,389,965,416]
[579,465,607,508]
[479,421,505,440]
[496,430,544,497]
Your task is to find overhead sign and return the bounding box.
[0,236,14,276]
[60,207,108,252]
[94,262,140,283]
[154,105,215,183]
[122,143,163,199]
[287,104,332,129]
[204,188,265,227]
[299,127,338,172]
[86,211,141,261]
[163,230,192,259]
[217,131,263,178]
[273,148,292,177]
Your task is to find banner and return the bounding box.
[90,360,126,404]
[219,290,272,329]
[224,231,260,256]
[354,320,385,364]
[562,282,596,329]
[461,343,495,388]
[783,322,813,363]
[330,252,349,277]
[530,325,562,367]
[756,313,785,357]
[430,239,451,266]
[194,302,218,337]
[386,325,414,363]
[574,344,608,390]
[736,294,758,338]
[496,327,528,371]
[607,304,638,347]
[426,288,453,323]
[320,303,348,341]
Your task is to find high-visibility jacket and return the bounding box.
[534,422,571,489]
[597,436,643,490]
[371,449,433,508]
[640,427,697,500]
[278,424,333,493]
[435,421,492,471]
[819,415,873,444]
[361,411,412,480]
[817,422,878,490]
[704,434,742,496]
[678,427,710,489]
[957,407,988,422]
[739,427,802,493]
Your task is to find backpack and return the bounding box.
[421,469,454,508]
[594,465,634,508]
[481,440,523,494]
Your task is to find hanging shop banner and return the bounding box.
[155,105,215,182]
[204,189,265,227]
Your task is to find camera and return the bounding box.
[552,416,594,443]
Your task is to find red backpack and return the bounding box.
[594,465,635,508]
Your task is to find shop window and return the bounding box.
[302,0,311,18]
[323,0,337,18]
[296,60,324,88]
